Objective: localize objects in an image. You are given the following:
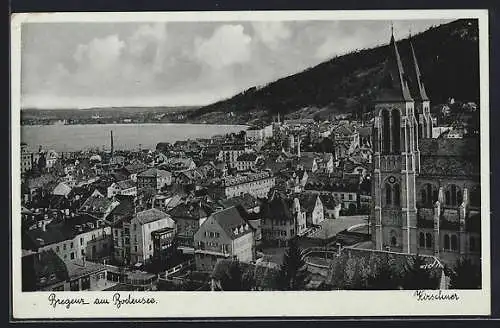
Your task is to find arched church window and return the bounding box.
[444,235,450,250]
[421,189,427,205]
[421,184,438,207]
[446,184,462,206]
[390,230,397,246]
[385,183,392,205]
[419,232,425,247]
[425,233,433,248]
[391,109,401,153]
[451,235,458,251]
[393,183,400,206]
[382,110,390,154]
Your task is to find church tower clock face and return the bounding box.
[388,176,396,184]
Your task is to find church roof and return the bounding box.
[419,138,480,177]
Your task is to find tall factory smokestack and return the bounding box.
[110,130,114,157]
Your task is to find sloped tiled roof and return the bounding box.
[134,208,170,225]
[211,206,253,240]
[33,249,69,289]
[219,193,260,211]
[137,168,171,179]
[116,179,136,190]
[260,191,294,221]
[169,201,208,220]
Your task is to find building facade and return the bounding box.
[193,206,255,272]
[370,32,480,267]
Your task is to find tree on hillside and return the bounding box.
[277,239,309,290]
[449,257,481,289]
[401,254,440,290]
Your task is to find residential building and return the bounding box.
[260,191,307,243]
[297,193,325,226]
[168,200,209,252]
[235,153,259,172]
[21,143,34,173]
[194,206,255,272]
[22,213,112,263]
[211,171,275,199]
[136,168,172,194]
[129,208,176,265]
[107,179,137,198]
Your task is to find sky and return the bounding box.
[20,19,452,109]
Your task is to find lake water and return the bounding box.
[21,123,248,153]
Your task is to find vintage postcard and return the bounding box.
[11,9,490,319]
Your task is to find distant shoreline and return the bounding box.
[21,122,250,128]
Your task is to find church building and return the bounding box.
[370,30,481,267]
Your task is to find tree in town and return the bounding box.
[277,239,309,290]
[449,257,481,289]
[401,254,440,290]
[366,259,401,290]
[219,261,255,291]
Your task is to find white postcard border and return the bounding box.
[11,9,491,319]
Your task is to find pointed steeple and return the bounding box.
[409,36,429,101]
[376,25,413,103]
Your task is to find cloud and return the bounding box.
[73,35,125,71]
[194,24,252,69]
[252,21,292,50]
[127,23,167,73]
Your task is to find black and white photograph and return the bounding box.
[11,10,490,318]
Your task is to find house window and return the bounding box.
[70,280,79,291]
[70,252,75,260]
[81,276,91,290]
[134,246,138,252]
[56,246,60,252]
[70,242,74,249]
[63,244,67,250]
[80,237,84,245]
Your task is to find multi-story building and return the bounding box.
[136,168,172,194]
[217,143,248,169]
[21,143,34,173]
[22,213,112,263]
[260,191,307,244]
[370,31,481,267]
[129,208,176,265]
[211,171,275,199]
[168,200,209,253]
[245,125,273,144]
[193,206,255,272]
[235,153,259,172]
[23,249,109,291]
[107,179,137,198]
[151,227,176,264]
